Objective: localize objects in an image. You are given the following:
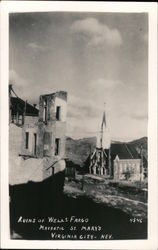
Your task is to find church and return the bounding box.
[89,106,145,181]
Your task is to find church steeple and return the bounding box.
[101,106,106,130]
[89,102,110,176]
[100,103,106,148]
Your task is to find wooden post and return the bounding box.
[108,145,111,176]
[23,100,27,125]
[140,145,143,187]
[9,84,12,124]
[16,104,19,124]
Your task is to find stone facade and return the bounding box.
[21,91,67,160]
[9,90,67,182]
[9,124,23,156]
[113,156,143,181]
[89,148,110,176]
[10,91,67,161]
[37,91,67,159]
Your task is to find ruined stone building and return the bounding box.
[89,107,145,181]
[9,85,67,182]
[22,91,67,159]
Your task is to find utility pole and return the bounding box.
[140,144,143,188]
[16,104,19,125]
[9,84,12,124]
[108,143,111,177]
[23,100,27,125]
[9,85,11,123]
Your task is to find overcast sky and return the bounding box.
[9,12,148,141]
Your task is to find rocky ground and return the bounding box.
[9,172,147,240]
[64,174,148,219]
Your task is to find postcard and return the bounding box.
[0,1,157,249]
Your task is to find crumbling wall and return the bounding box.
[55,121,66,157]
[21,125,38,157]
[37,91,67,159]
[24,116,38,126]
[9,124,23,156]
[9,91,67,185]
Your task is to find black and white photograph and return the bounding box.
[0,2,157,249]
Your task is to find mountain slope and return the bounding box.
[65,137,96,166]
[128,137,148,160]
[128,137,147,149]
[65,136,148,167]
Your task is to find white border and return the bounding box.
[1,1,157,249]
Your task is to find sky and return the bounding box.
[9,12,148,141]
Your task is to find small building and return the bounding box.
[111,143,143,181]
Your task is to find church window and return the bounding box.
[137,162,140,172]
[124,163,127,170]
[120,164,123,172]
[122,164,125,172]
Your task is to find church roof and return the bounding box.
[11,97,39,117]
[111,143,140,161]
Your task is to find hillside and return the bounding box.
[65,136,148,167]
[128,137,147,149]
[128,137,148,160]
[65,137,96,166]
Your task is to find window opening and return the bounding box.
[25,132,29,149]
[34,133,37,156]
[55,138,60,155]
[43,100,47,122]
[56,106,61,121]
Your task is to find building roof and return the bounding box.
[11,97,39,117]
[111,143,140,161]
